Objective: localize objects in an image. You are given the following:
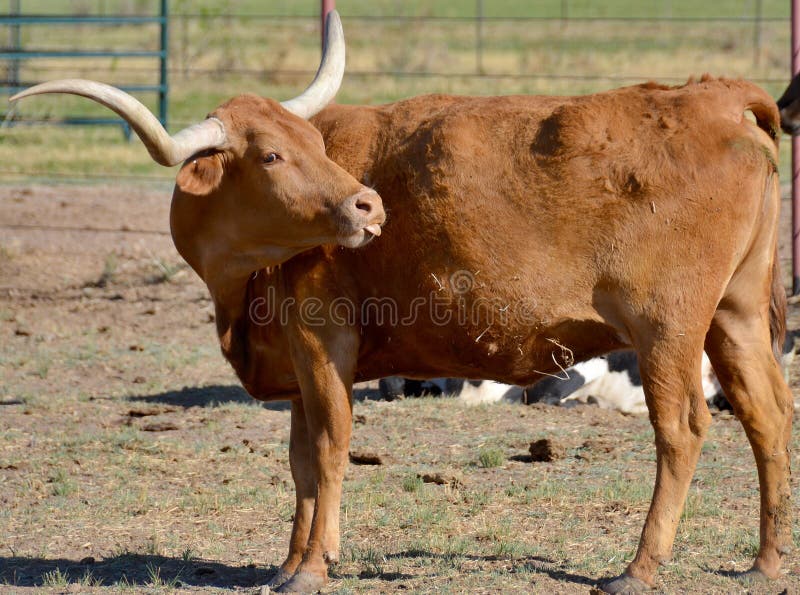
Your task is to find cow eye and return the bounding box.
[263,152,280,165]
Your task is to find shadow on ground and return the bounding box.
[0,554,273,588]
[126,383,383,410]
[126,384,291,410]
[380,551,597,587]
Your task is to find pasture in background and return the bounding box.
[1,0,793,182]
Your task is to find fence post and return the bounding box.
[159,0,169,130]
[754,0,763,67]
[322,0,335,48]
[793,0,800,294]
[476,0,484,74]
[8,0,20,95]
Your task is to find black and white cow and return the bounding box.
[378,353,712,413]
[380,337,796,413]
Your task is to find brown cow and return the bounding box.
[11,51,792,595]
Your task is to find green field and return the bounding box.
[0,1,794,183]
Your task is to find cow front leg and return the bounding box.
[276,329,356,594]
[603,337,711,594]
[266,398,316,589]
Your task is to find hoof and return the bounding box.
[275,570,326,594]
[265,568,294,590]
[599,573,653,594]
[737,567,771,585]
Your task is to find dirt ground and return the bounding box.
[1,184,800,594]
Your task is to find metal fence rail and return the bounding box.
[0,2,792,177]
[1,0,169,131]
[2,5,790,99]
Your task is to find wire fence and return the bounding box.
[0,2,793,185]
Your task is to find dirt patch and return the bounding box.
[1,184,799,593]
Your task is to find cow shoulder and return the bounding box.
[312,104,383,185]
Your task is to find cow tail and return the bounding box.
[741,82,781,146]
[770,243,788,365]
[740,83,785,363]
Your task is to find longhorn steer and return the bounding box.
[13,49,793,595]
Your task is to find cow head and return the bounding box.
[778,72,800,135]
[9,12,385,286]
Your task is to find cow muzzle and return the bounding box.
[780,105,800,135]
[336,189,386,249]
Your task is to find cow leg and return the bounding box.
[266,398,316,589]
[603,336,711,593]
[276,331,355,594]
[704,310,793,579]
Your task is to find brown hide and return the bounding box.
[206,77,792,592]
[223,78,777,394]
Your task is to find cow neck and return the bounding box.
[206,273,249,368]
[207,267,278,380]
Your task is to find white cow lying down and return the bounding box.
[379,342,796,414]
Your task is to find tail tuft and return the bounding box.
[770,245,787,365]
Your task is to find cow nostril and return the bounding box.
[355,196,373,215]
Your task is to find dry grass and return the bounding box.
[2,6,794,181]
[2,389,798,592]
[1,184,799,592]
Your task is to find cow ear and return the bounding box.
[176,154,223,196]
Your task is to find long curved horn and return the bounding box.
[9,80,226,166]
[280,10,345,120]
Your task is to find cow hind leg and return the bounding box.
[603,335,711,593]
[704,309,793,579]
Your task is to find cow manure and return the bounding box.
[528,438,564,462]
[127,408,161,418]
[141,421,178,432]
[349,451,383,465]
[419,472,464,488]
